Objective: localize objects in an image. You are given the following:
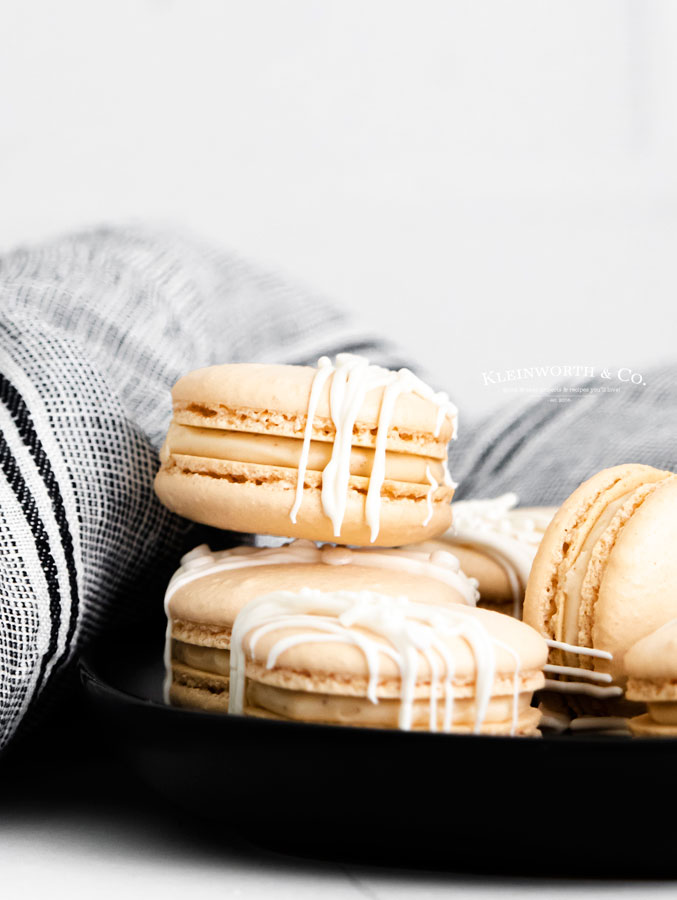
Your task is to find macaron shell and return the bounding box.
[168,676,543,735]
[245,653,545,698]
[169,681,228,714]
[169,561,470,629]
[243,702,543,736]
[626,677,677,703]
[171,363,455,446]
[628,713,677,737]
[625,620,677,682]
[594,477,677,680]
[154,460,453,547]
[242,605,548,685]
[245,681,539,728]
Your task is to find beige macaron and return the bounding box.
[230,588,547,735]
[409,495,556,617]
[626,621,677,737]
[165,540,479,713]
[523,463,677,715]
[154,356,457,547]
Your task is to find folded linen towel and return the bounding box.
[0,226,405,750]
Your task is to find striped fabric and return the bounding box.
[0,226,674,749]
[0,227,402,750]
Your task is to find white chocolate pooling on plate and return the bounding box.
[228,588,522,734]
[442,494,552,617]
[290,354,457,542]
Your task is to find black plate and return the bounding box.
[81,622,675,877]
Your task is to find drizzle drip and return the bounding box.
[542,639,622,698]
[423,465,438,527]
[545,639,612,659]
[292,354,457,542]
[543,679,623,699]
[228,588,522,734]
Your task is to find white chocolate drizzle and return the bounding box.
[290,356,334,524]
[442,458,457,489]
[442,494,552,617]
[545,639,612,660]
[543,680,623,699]
[542,638,622,698]
[228,588,522,735]
[423,465,438,527]
[544,664,613,684]
[291,354,457,542]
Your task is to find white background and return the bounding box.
[2,2,676,896]
[2,1,676,414]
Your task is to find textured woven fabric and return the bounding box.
[453,367,677,503]
[0,227,405,750]
[0,226,674,750]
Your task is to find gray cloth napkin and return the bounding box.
[0,226,404,750]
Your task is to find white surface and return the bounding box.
[1,2,676,894]
[2,1,677,413]
[2,803,677,900]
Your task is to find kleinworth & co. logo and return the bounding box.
[481,365,647,401]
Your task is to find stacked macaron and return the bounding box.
[164,540,479,712]
[524,464,677,727]
[156,354,548,736]
[155,355,457,546]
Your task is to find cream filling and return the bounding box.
[648,702,677,725]
[165,422,444,486]
[172,640,230,676]
[246,679,532,727]
[560,494,630,646]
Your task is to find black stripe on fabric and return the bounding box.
[0,374,80,673]
[0,427,61,698]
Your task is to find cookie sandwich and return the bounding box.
[410,494,555,617]
[229,588,548,735]
[524,463,677,719]
[626,621,677,737]
[154,354,457,546]
[165,540,479,713]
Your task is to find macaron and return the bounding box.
[523,463,677,715]
[154,354,457,546]
[230,588,547,735]
[165,539,479,713]
[409,494,556,617]
[626,620,677,737]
